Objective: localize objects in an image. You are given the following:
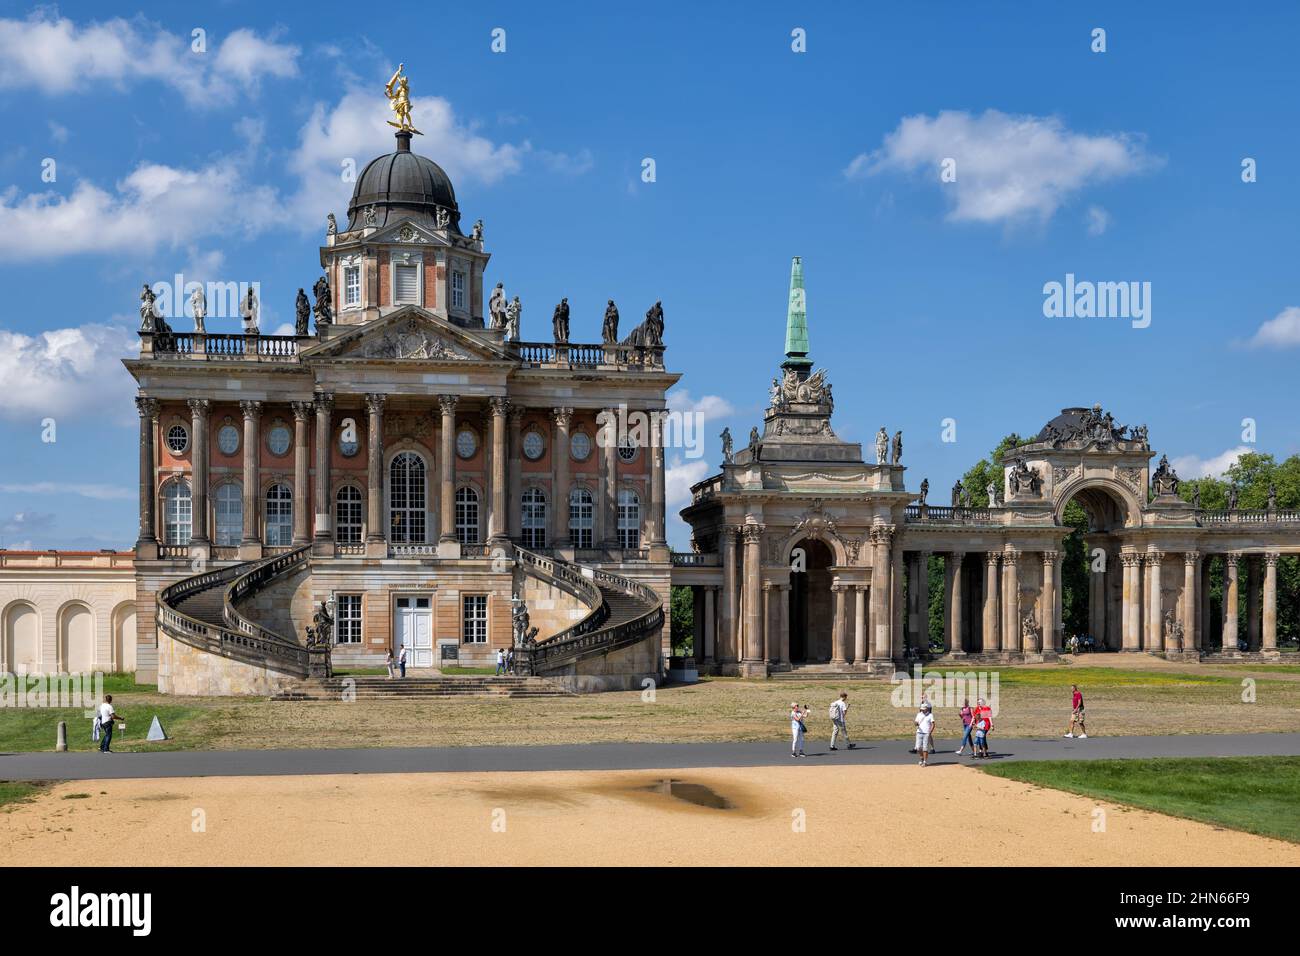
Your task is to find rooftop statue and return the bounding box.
[720,427,733,464]
[552,298,570,343]
[602,300,620,344]
[875,427,888,465]
[294,289,310,336]
[384,63,422,134]
[505,296,521,341]
[472,219,484,242]
[240,287,259,334]
[891,430,903,465]
[621,300,664,348]
[326,213,337,236]
[1151,453,1180,497]
[190,285,207,334]
[488,282,508,330]
[312,274,333,329]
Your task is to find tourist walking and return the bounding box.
[955,698,975,755]
[972,697,993,758]
[914,702,934,766]
[1064,684,1088,738]
[790,701,808,757]
[495,648,506,676]
[384,649,396,680]
[398,644,408,678]
[829,691,854,750]
[97,694,123,754]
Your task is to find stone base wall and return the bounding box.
[544,626,662,693]
[156,629,299,697]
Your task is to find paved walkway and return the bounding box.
[4,733,1300,781]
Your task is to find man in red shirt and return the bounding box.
[1064,684,1088,738]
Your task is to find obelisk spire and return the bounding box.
[782,256,812,373]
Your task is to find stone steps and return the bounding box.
[271,675,572,701]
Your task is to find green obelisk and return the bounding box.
[782,256,812,374]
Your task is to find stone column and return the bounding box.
[778,584,791,665]
[291,401,312,545]
[551,407,573,545]
[1120,553,1140,650]
[1179,552,1197,652]
[891,544,906,660]
[1040,551,1058,652]
[488,397,508,542]
[702,586,716,663]
[741,523,765,675]
[365,394,386,551]
[853,584,867,663]
[947,552,965,654]
[869,525,894,660]
[239,400,262,556]
[507,406,524,541]
[1002,549,1020,653]
[135,397,159,557]
[1247,555,1262,650]
[1223,553,1241,648]
[438,395,459,544]
[983,552,1001,653]
[187,399,211,551]
[831,584,848,665]
[720,526,738,664]
[762,583,774,663]
[648,410,667,551]
[312,392,334,552]
[1263,552,1279,652]
[601,406,618,546]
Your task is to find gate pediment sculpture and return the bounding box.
[1150,454,1180,497]
[1007,459,1042,497]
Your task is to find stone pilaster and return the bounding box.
[135,396,159,559]
[291,401,313,545]
[1223,552,1241,648]
[312,392,334,554]
[438,394,459,547]
[741,522,766,676]
[720,526,739,665]
[869,524,894,660]
[648,410,668,557]
[1263,552,1279,652]
[187,399,211,554]
[365,393,387,556]
[1182,552,1200,651]
[488,397,509,543]
[600,406,618,546]
[238,400,262,559]
[551,407,573,545]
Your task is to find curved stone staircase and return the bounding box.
[155,544,665,693]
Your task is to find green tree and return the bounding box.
[669,585,694,655]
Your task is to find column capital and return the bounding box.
[507,403,526,425]
[870,523,896,545]
[1265,551,1280,566]
[135,395,159,418]
[949,550,965,565]
[314,391,335,412]
[741,523,765,544]
[291,401,313,422]
[367,392,388,415]
[552,406,574,428]
[1184,550,1201,566]
[985,551,1001,567]
[1226,551,1242,568]
[1041,549,1059,564]
[1120,551,1140,568]
[1002,546,1019,563]
[488,396,510,417]
[1145,550,1165,564]
[239,400,263,419]
[187,398,211,418]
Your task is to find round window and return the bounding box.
[618,441,637,462]
[523,430,544,460]
[570,431,591,461]
[268,424,292,456]
[456,428,478,459]
[166,424,189,453]
[338,421,359,458]
[217,424,239,455]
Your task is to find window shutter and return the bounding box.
[395,263,419,302]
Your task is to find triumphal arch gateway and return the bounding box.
[674,260,1300,677]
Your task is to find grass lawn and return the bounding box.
[983,756,1300,844]
[440,666,497,675]
[0,781,48,810]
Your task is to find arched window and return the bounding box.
[389,452,426,544]
[214,482,242,546]
[336,486,363,544]
[521,488,547,549]
[264,483,293,546]
[569,487,594,549]
[162,479,192,545]
[455,486,480,544]
[617,489,641,550]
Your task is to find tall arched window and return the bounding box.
[521,488,547,549]
[265,483,293,546]
[335,486,363,544]
[617,489,641,550]
[389,452,426,544]
[569,487,594,549]
[214,482,242,546]
[455,486,480,544]
[162,479,192,546]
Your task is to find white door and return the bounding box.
[395,597,433,668]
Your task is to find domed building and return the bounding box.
[115,125,679,695]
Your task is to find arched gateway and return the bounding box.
[674,262,1300,676]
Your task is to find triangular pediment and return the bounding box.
[367,217,448,247]
[300,307,510,363]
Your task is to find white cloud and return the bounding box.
[1170,446,1251,480]
[666,455,711,511]
[667,389,734,423]
[0,323,137,423]
[536,148,595,176]
[846,109,1157,225]
[0,483,134,501]
[1086,205,1110,236]
[1244,306,1300,349]
[289,90,527,227]
[47,120,69,144]
[0,12,299,107]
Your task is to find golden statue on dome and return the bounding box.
[385,63,422,135]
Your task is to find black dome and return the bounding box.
[346,131,460,232]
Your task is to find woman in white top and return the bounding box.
[790,702,807,757]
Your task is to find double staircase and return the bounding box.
[155,543,664,694]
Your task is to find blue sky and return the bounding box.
[2,1,1299,550]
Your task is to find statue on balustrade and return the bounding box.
[875,427,889,465]
[951,480,963,508]
[552,298,570,343]
[748,426,760,455]
[602,300,620,344]
[1228,486,1239,510]
[891,430,903,465]
[1008,459,1041,497]
[720,427,733,464]
[241,287,259,335]
[190,286,207,334]
[506,296,521,341]
[1150,454,1180,497]
[305,600,335,678]
[312,275,333,329]
[986,481,999,507]
[294,289,310,336]
[326,213,337,236]
[488,282,508,330]
[1268,482,1277,511]
[1192,485,1201,509]
[139,284,158,332]
[472,219,484,242]
[918,478,929,505]
[621,300,665,348]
